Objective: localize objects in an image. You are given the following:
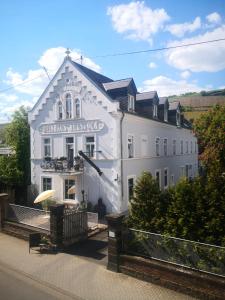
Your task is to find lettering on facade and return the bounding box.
[39,120,105,134]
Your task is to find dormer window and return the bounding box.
[164,106,168,122]
[176,108,181,126]
[153,104,158,118]
[128,95,135,112]
[58,101,63,120]
[65,93,72,119]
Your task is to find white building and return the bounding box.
[28,53,198,213]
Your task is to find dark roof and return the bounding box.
[159,97,168,105]
[103,78,133,91]
[169,101,180,111]
[136,91,157,101]
[72,62,113,90]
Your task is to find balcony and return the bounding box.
[41,156,84,174]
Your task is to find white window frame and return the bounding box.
[141,135,148,157]
[155,169,161,189]
[180,166,185,177]
[41,176,52,192]
[127,134,134,158]
[180,140,183,155]
[42,137,52,158]
[163,138,168,156]
[64,178,75,200]
[153,104,158,118]
[65,92,73,119]
[127,175,136,202]
[156,137,160,157]
[164,168,169,189]
[64,136,75,160]
[164,106,168,122]
[173,139,176,155]
[128,95,135,112]
[186,141,189,154]
[75,98,81,118]
[170,174,174,186]
[85,134,96,158]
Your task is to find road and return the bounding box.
[0,262,81,300]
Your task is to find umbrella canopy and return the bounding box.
[34,190,55,204]
[67,185,76,195]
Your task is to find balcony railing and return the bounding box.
[41,157,84,173]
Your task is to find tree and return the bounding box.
[128,172,169,233]
[194,105,225,173]
[0,106,30,186]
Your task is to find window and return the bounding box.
[128,95,135,111]
[170,174,174,186]
[180,140,183,155]
[180,166,185,177]
[173,140,176,155]
[128,177,134,201]
[153,104,158,118]
[155,170,161,188]
[195,141,197,153]
[86,136,95,158]
[64,179,75,199]
[163,139,167,156]
[128,135,134,158]
[75,98,80,118]
[185,164,189,178]
[186,141,189,154]
[156,138,160,156]
[65,137,74,164]
[191,141,193,153]
[58,101,63,120]
[43,138,51,158]
[189,164,193,179]
[65,93,72,119]
[42,177,52,191]
[164,168,168,188]
[164,107,168,122]
[141,135,148,157]
[176,110,181,126]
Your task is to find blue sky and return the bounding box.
[0,0,225,122]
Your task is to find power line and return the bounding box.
[90,38,225,58]
[0,37,224,94]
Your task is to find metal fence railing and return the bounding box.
[63,209,88,242]
[7,204,50,231]
[123,228,225,277]
[87,212,98,229]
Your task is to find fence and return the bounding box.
[7,203,50,231]
[87,212,98,229]
[123,228,225,277]
[63,209,88,245]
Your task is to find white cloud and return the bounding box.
[140,75,206,97]
[166,17,201,38]
[180,70,191,79]
[149,62,157,69]
[206,12,222,25]
[107,1,170,42]
[165,25,225,72]
[5,47,101,98]
[1,47,101,121]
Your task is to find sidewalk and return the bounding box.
[0,233,195,300]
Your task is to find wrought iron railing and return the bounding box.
[7,204,50,231]
[123,228,225,277]
[41,157,84,173]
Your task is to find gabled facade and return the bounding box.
[29,54,198,213]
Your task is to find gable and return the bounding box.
[28,57,119,124]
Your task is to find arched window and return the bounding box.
[58,101,63,120]
[75,98,80,118]
[65,93,72,119]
